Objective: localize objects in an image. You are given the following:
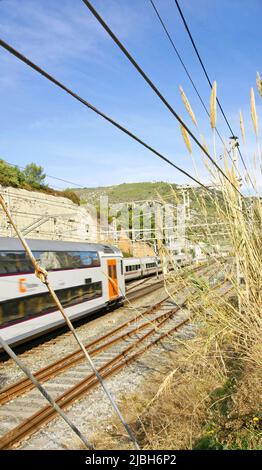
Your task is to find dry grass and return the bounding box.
[71,74,262,450]
[149,73,262,449]
[180,120,192,154]
[239,111,246,143]
[179,86,198,128]
[250,87,259,137]
[256,72,262,99]
[118,74,262,450]
[210,81,217,129]
[85,314,261,450]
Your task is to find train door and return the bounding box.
[107,259,118,299]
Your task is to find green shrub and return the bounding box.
[60,189,80,205]
[0,159,80,205]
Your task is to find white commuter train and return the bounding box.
[0,237,125,348]
[0,238,160,348]
[123,256,161,280]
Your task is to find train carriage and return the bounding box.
[0,237,125,347]
[140,256,160,277]
[123,257,143,281]
[123,256,162,280]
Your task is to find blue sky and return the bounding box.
[0,0,261,189]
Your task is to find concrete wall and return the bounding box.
[0,186,98,242]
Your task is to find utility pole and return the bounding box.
[176,187,190,258]
[153,239,159,279]
[230,136,243,313]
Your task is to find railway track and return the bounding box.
[0,260,213,405]
[125,259,215,301]
[0,264,232,450]
[0,274,165,360]
[125,276,164,301]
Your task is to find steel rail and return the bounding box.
[0,262,212,405]
[126,279,164,300]
[126,275,162,292]
[0,303,185,449]
[0,281,233,449]
[0,298,177,405]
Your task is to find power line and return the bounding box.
[148,0,242,178]
[148,1,208,122]
[0,38,211,193]
[173,0,232,129]
[80,0,242,196]
[173,0,253,186]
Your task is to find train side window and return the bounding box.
[0,251,33,274]
[79,252,100,267]
[113,265,117,279]
[34,251,60,270]
[34,251,101,270]
[121,260,123,275]
[0,250,101,275]
[146,262,156,268]
[0,281,103,327]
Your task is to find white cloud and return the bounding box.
[0,0,145,88]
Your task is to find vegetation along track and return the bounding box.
[0,263,231,449]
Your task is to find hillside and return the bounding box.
[73,181,220,217]
[73,181,221,207]
[74,182,179,205]
[73,181,231,247]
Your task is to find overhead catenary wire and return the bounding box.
[0,193,140,450]
[0,38,211,192]
[148,0,213,129]
[173,0,254,188]
[80,0,242,196]
[173,0,233,130]
[148,0,243,180]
